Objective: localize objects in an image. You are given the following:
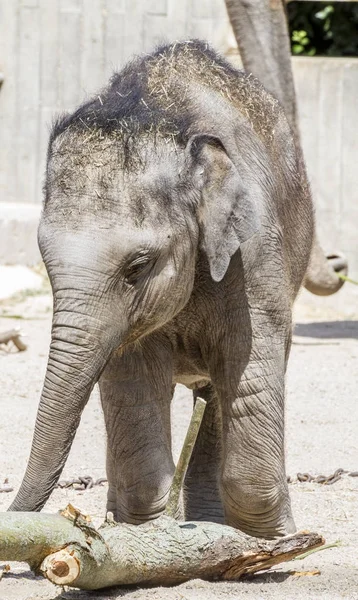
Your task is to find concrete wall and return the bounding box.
[0,1,357,304]
[296,56,358,314]
[0,0,229,211]
[294,57,358,282]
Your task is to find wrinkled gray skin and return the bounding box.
[11,41,314,539]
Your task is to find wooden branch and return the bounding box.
[0,400,324,590]
[165,397,206,517]
[0,328,27,351]
[0,507,324,590]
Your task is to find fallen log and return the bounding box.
[0,328,27,351]
[0,507,324,590]
[0,394,324,590]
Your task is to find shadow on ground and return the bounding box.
[294,321,358,339]
[48,572,293,600]
[242,571,292,584]
[53,585,136,599]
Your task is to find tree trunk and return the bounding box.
[224,0,347,295]
[0,508,324,590]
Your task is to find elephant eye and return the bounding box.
[124,254,154,284]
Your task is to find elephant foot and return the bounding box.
[221,482,296,539]
[107,502,168,525]
[106,488,185,525]
[225,509,296,539]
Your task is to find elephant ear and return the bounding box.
[186,134,259,282]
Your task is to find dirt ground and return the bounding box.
[0,286,357,600]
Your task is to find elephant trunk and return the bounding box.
[304,234,348,296]
[9,316,115,512]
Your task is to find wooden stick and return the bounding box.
[0,328,27,351]
[165,397,206,517]
[0,508,324,590]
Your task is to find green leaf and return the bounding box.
[292,44,304,55]
[292,30,308,43]
[315,6,334,21]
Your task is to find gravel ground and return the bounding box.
[0,289,357,600]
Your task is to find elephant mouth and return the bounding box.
[326,253,348,276]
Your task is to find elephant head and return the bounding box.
[10,128,258,512]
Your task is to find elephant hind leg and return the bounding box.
[184,384,224,524]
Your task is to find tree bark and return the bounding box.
[0,508,324,590]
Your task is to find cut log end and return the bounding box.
[41,549,80,585]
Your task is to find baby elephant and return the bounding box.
[10,40,314,539]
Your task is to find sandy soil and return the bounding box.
[0,289,357,600]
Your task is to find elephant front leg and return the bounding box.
[214,342,295,539]
[99,339,176,524]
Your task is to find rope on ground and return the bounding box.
[287,468,358,485]
[3,468,357,495]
